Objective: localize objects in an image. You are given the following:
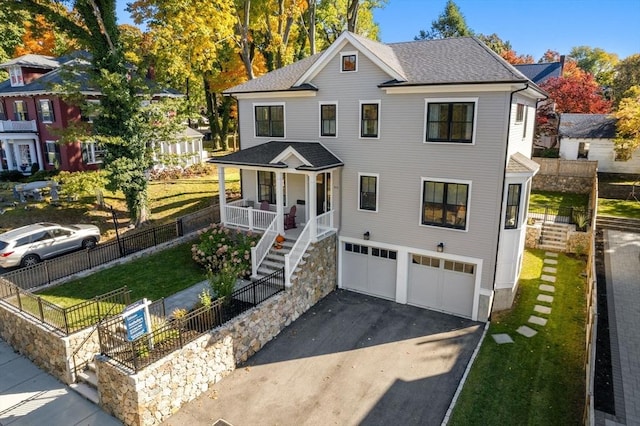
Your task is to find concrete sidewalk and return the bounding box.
[596,230,640,426]
[0,338,121,426]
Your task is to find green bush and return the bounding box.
[0,170,26,182]
[207,265,240,300]
[191,223,258,278]
[541,148,560,158]
[26,169,59,182]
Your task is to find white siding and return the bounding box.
[561,138,640,174]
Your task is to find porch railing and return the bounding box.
[224,204,277,231]
[284,221,312,287]
[528,205,592,226]
[316,210,335,240]
[251,214,279,277]
[0,120,37,132]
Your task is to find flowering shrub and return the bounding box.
[191,223,258,278]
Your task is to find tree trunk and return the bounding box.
[307,0,316,54]
[203,75,219,150]
[347,0,359,33]
[237,0,255,80]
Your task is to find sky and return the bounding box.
[115,0,640,60]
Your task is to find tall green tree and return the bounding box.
[415,0,472,40]
[612,54,640,107]
[569,46,618,88]
[8,0,156,225]
[0,8,29,77]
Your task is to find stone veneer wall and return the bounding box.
[0,301,99,384]
[567,228,592,255]
[97,234,337,426]
[525,224,542,249]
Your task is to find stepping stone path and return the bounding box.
[493,251,559,344]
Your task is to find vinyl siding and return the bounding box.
[561,138,640,173]
[235,42,526,292]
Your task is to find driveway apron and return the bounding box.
[162,289,483,426]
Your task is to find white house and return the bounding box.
[559,113,640,173]
[211,32,546,321]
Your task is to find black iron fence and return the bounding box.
[98,268,285,372]
[528,205,592,228]
[1,205,219,291]
[0,278,131,335]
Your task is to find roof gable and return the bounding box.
[559,113,617,139]
[514,63,562,85]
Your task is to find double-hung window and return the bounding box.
[13,100,29,121]
[0,102,6,120]
[255,105,284,137]
[320,103,337,137]
[360,101,379,138]
[421,179,470,230]
[45,141,60,166]
[358,173,378,212]
[425,99,476,143]
[258,171,286,205]
[82,141,105,164]
[37,99,55,123]
[9,66,23,86]
[505,184,521,229]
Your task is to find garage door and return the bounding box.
[342,242,397,300]
[408,254,475,318]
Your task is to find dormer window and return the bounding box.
[341,52,357,72]
[9,66,24,87]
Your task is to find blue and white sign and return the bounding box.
[122,299,152,342]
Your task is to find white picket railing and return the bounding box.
[284,222,312,287]
[316,210,334,240]
[224,204,276,231]
[251,215,279,278]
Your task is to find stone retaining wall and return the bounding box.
[97,235,337,426]
[0,300,99,384]
[531,158,596,194]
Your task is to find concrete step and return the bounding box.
[70,382,99,404]
[538,243,566,251]
[77,369,98,387]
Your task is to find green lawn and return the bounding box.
[449,249,587,425]
[38,241,206,307]
[530,190,589,209]
[597,198,640,219]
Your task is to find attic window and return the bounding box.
[516,104,525,123]
[341,52,357,72]
[9,66,24,87]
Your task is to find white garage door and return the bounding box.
[408,254,475,318]
[342,242,397,300]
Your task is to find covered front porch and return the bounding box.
[210,141,343,285]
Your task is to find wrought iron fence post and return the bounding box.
[87,250,92,269]
[544,206,549,223]
[15,286,22,311]
[96,296,101,319]
[176,219,184,237]
[45,262,51,285]
[132,341,138,372]
[37,297,44,322]
[153,227,158,246]
[64,308,70,334]
[253,280,257,305]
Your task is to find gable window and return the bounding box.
[45,141,60,166]
[359,173,378,212]
[421,179,469,230]
[82,141,105,164]
[0,102,6,120]
[505,184,521,229]
[515,103,525,123]
[255,105,284,137]
[9,66,24,87]
[320,103,337,137]
[37,100,55,123]
[578,142,589,159]
[341,52,357,72]
[425,99,476,143]
[360,101,379,138]
[13,101,29,121]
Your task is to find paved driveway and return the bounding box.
[162,290,484,426]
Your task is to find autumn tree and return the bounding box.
[415,0,472,40]
[0,8,28,77]
[570,46,618,88]
[612,86,640,161]
[540,68,612,114]
[539,49,560,63]
[612,54,640,107]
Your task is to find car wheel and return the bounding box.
[82,238,98,249]
[21,254,41,267]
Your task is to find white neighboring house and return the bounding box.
[152,126,207,170]
[559,113,640,173]
[211,31,546,321]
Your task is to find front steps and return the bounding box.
[538,222,570,252]
[254,234,311,281]
[70,361,99,404]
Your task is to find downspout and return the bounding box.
[488,83,529,320]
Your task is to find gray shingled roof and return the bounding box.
[0,59,98,95]
[514,62,562,85]
[559,114,617,139]
[225,32,536,94]
[506,152,540,174]
[209,141,343,171]
[0,54,59,70]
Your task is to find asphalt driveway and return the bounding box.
[162,289,484,426]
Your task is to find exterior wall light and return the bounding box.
[437,242,444,253]
[364,231,370,240]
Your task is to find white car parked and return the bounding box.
[0,222,101,268]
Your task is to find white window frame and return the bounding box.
[358,172,379,213]
[319,101,338,138]
[9,66,24,87]
[0,101,6,120]
[45,141,59,166]
[419,177,472,232]
[38,99,55,123]
[253,102,286,139]
[82,141,105,164]
[340,51,358,73]
[423,97,478,145]
[515,103,525,123]
[359,100,381,140]
[13,100,29,121]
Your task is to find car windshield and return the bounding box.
[0,241,7,250]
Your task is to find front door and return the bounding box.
[316,173,331,215]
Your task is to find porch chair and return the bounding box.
[259,200,270,211]
[284,205,297,230]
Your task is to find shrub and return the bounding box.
[541,148,560,158]
[573,211,589,232]
[207,265,240,301]
[26,169,59,182]
[191,223,258,278]
[30,163,40,174]
[0,170,26,182]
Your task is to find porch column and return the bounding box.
[218,166,227,225]
[5,140,15,170]
[34,139,44,171]
[308,172,317,242]
[0,140,4,171]
[276,171,285,235]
